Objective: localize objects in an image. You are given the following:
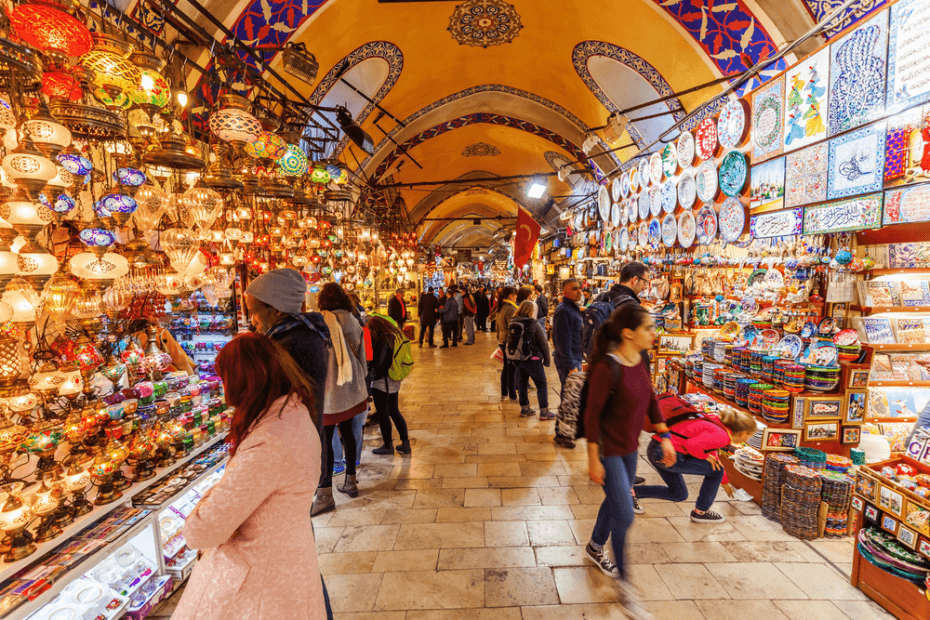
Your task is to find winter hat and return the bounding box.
[245,268,306,314]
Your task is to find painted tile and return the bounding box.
[786,143,828,207]
[785,48,830,152]
[828,11,888,135]
[751,76,785,164]
[888,0,930,112]
[827,122,886,199]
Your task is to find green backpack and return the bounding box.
[371,313,414,381]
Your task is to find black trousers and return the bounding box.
[372,387,408,445]
[442,321,458,346]
[476,313,487,331]
[321,420,357,487]
[457,314,464,339]
[419,321,435,345]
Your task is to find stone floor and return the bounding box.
[150,329,894,619]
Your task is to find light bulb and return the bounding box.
[140,73,154,91]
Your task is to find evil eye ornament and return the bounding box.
[835,250,853,265]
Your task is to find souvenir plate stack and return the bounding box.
[825,454,853,475]
[773,361,806,393]
[748,382,774,414]
[761,388,790,423]
[750,350,767,377]
[834,329,862,363]
[702,338,716,359]
[714,341,728,363]
[736,377,756,407]
[804,364,841,392]
[703,363,719,389]
[733,346,750,372]
[781,464,823,540]
[762,354,780,382]
[723,372,739,401]
[734,447,765,480]
[762,453,799,520]
[821,471,853,537]
[858,528,930,584]
[713,368,728,395]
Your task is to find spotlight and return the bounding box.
[282,42,319,86]
[527,180,546,199]
[336,106,374,154]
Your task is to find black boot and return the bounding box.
[372,444,395,455]
[396,440,411,454]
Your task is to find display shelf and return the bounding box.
[851,305,930,313]
[0,432,228,585]
[868,344,930,350]
[722,455,763,504]
[684,379,793,429]
[866,269,930,276]
[136,457,227,511]
[867,381,930,387]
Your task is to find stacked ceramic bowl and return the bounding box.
[734,447,764,481]
[773,361,806,393]
[723,372,740,401]
[762,453,799,520]
[732,346,749,372]
[762,355,780,382]
[702,363,719,389]
[714,341,728,364]
[735,377,756,407]
[836,342,862,363]
[748,382,774,413]
[804,364,841,392]
[795,447,827,471]
[826,454,853,475]
[761,388,790,423]
[750,350,766,378]
[702,338,716,360]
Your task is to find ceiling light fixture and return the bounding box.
[336,106,374,154]
[527,180,546,199]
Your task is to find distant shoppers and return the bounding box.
[388,288,408,331]
[172,333,326,620]
[516,286,536,317]
[509,300,552,419]
[488,288,499,333]
[417,287,440,348]
[367,316,411,456]
[454,286,465,341]
[462,288,477,345]
[476,287,490,332]
[595,261,650,306]
[552,279,584,393]
[440,287,459,348]
[348,293,367,324]
[495,286,519,400]
[535,284,548,332]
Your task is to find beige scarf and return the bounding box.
[322,310,353,386]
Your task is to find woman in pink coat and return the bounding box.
[172,333,326,620]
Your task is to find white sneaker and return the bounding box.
[631,496,645,514]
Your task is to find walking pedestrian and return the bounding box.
[367,316,412,456]
[535,284,548,333]
[440,287,459,348]
[454,286,465,341]
[388,288,408,331]
[516,286,536,317]
[462,288,477,345]
[476,287,490,332]
[509,300,552,419]
[595,261,650,306]
[417,287,439,347]
[494,286,518,400]
[582,304,676,618]
[552,279,584,392]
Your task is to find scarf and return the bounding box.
[264,312,332,348]
[322,310,352,386]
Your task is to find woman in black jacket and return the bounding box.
[367,316,411,456]
[509,301,552,420]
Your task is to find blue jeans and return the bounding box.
[515,359,549,410]
[332,409,366,466]
[636,440,724,512]
[591,452,638,579]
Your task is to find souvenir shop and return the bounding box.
[543,0,930,616]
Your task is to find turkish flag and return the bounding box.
[513,208,541,269]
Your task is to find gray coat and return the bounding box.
[323,309,369,415]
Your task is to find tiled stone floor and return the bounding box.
[151,329,894,619]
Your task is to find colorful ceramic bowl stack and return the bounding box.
[804,364,841,392]
[732,346,750,372]
[693,359,703,381]
[825,454,853,475]
[795,447,827,471]
[834,329,862,364]
[723,372,740,401]
[762,355,780,382]
[702,363,719,389]
[713,368,728,395]
[735,377,756,407]
[762,453,799,521]
[761,388,790,423]
[702,338,716,360]
[750,350,766,378]
[748,382,773,414]
[858,528,930,585]
[781,464,823,540]
[714,341,728,364]
[773,361,806,393]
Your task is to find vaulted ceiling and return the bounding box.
[129,0,877,251]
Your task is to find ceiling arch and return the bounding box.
[409,170,537,226]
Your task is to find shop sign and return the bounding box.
[750,207,803,238]
[884,183,930,225]
[802,193,884,234]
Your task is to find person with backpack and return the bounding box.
[634,401,756,523]
[535,284,548,333]
[507,301,552,419]
[583,304,676,617]
[439,287,459,348]
[367,315,412,456]
[494,286,519,400]
[462,288,477,345]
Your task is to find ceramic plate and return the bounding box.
[638,190,650,221]
[762,268,785,288]
[677,210,696,248]
[649,186,662,217]
[695,160,718,203]
[805,340,839,366]
[648,217,661,246]
[760,329,781,348]
[776,334,803,359]
[638,220,649,247]
[612,178,622,202]
[718,99,748,148]
[610,202,621,228]
[677,169,697,210]
[800,321,818,338]
[695,117,718,160]
[619,226,629,252]
[819,317,837,335]
[638,158,650,187]
[661,179,677,214]
[718,197,746,242]
[696,203,717,245]
[629,196,638,223]
[620,199,629,226]
[677,131,695,168]
[719,150,748,197]
[620,172,630,198]
[649,152,664,186]
[833,329,860,346]
[662,142,678,178]
[629,167,639,193]
[598,185,611,221]
[662,213,677,247]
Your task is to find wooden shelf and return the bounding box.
[867,381,930,387]
[851,305,930,313]
[684,379,793,429]
[867,344,930,350]
[866,268,930,276]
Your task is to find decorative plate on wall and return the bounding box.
[612,177,622,202]
[629,167,639,193]
[696,203,718,245]
[638,158,651,187]
[677,130,695,168]
[650,185,663,217]
[638,189,650,221]
[719,150,748,197]
[620,172,631,198]
[678,209,696,248]
[661,179,677,214]
[678,168,697,210]
[751,75,785,163]
[662,213,677,247]
[695,117,718,160]
[611,201,622,228]
[598,185,611,221]
[638,220,649,247]
[718,196,746,242]
[696,160,718,203]
[648,217,661,246]
[620,226,629,252]
[629,196,639,223]
[619,199,629,226]
[717,99,749,148]
[662,142,678,178]
[649,152,664,186]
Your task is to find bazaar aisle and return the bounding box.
[149,331,891,620]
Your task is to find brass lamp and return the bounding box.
[31,474,62,542]
[0,489,33,561]
[63,462,91,516]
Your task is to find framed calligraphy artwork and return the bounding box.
[827,122,886,200]
[828,11,888,136]
[784,48,830,153]
[751,208,804,239]
[751,75,785,164]
[884,183,930,225]
[803,193,883,234]
[888,0,930,112]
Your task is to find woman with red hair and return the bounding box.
[172,332,326,620]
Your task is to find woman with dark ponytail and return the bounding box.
[582,304,676,617]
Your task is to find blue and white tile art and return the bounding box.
[888,0,930,112]
[827,121,886,199]
[828,11,888,136]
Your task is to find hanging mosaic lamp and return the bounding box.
[41,72,82,102]
[78,226,116,257]
[44,165,74,194]
[57,152,93,176]
[278,144,308,177]
[9,3,93,64]
[244,131,287,160]
[112,167,146,188]
[127,51,170,116]
[2,138,57,196]
[43,274,79,323]
[183,186,223,231]
[91,87,131,111]
[79,34,140,103]
[1,196,54,242]
[309,164,331,184]
[15,241,58,289]
[24,103,72,157]
[208,94,262,147]
[98,193,137,226]
[68,252,129,291]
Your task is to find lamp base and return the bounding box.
[71,495,92,516]
[34,516,61,543]
[132,460,155,482]
[111,471,131,491]
[94,482,122,506]
[4,532,35,562]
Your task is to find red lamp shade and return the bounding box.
[9,4,93,58]
[42,72,82,101]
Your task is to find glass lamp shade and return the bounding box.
[241,231,254,244]
[129,69,170,111]
[224,227,242,243]
[89,459,117,479]
[183,186,223,230]
[43,193,76,217]
[160,228,200,272]
[101,286,131,317]
[133,184,168,230]
[24,117,71,155]
[2,200,54,230]
[79,46,142,98]
[92,86,131,110]
[64,465,90,492]
[100,356,125,384]
[99,193,136,225]
[0,497,29,533]
[113,168,146,187]
[79,227,116,249]
[74,341,103,372]
[10,4,93,58]
[68,252,130,284]
[156,272,182,296]
[120,342,143,366]
[180,251,208,276]
[218,253,235,266]
[209,108,262,145]
[1,288,38,324]
[244,131,286,160]
[29,364,64,394]
[309,166,331,184]
[2,150,56,193]
[45,166,74,193]
[42,72,82,101]
[15,247,58,281]
[43,275,79,322]
[0,336,21,387]
[7,391,37,413]
[70,290,101,321]
[0,106,12,132]
[58,369,83,398]
[277,144,308,177]
[57,153,93,176]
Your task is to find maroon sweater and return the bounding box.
[584,356,663,457]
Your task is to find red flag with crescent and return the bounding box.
[513,208,541,269]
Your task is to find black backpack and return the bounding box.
[574,358,622,440]
[581,294,634,357]
[506,318,536,361]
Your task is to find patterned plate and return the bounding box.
[611,201,621,228]
[604,228,613,252]
[696,203,718,245]
[619,199,629,226]
[662,142,678,178]
[662,213,677,247]
[695,117,718,160]
[717,99,748,148]
[629,196,638,223]
[649,152,664,186]
[695,160,718,203]
[620,226,629,252]
[719,150,748,197]
[598,185,611,221]
[677,131,695,168]
[776,334,803,359]
[648,217,661,246]
[638,220,649,247]
[649,185,663,217]
[629,167,639,193]
[638,190,650,221]
[800,321,818,338]
[638,158,651,187]
[612,178,622,202]
[661,179,677,214]
[620,172,630,198]
[718,196,746,242]
[833,328,860,346]
[678,209,696,248]
[678,168,697,210]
